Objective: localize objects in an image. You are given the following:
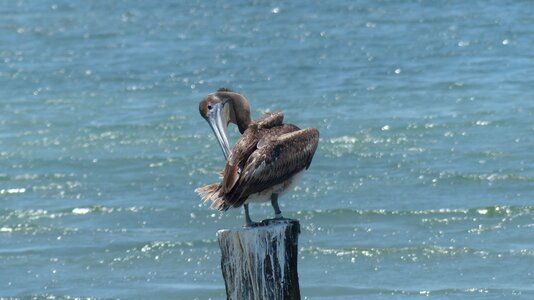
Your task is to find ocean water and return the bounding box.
[1,1,534,299]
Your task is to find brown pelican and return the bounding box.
[195,88,319,226]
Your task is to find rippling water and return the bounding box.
[1,1,534,299]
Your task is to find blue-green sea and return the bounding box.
[1,1,534,299]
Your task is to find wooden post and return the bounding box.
[217,219,301,300]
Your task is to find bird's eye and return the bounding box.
[208,105,213,110]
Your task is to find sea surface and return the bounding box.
[1,1,534,299]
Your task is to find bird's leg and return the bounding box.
[271,193,283,219]
[243,204,259,227]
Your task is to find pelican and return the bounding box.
[195,88,319,226]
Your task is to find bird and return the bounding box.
[195,88,319,226]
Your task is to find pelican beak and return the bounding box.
[206,102,231,160]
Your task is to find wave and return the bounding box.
[2,204,529,231]
[430,171,534,183]
[0,205,153,222]
[301,243,534,260]
[301,244,490,259]
[295,205,534,219]
[302,285,534,297]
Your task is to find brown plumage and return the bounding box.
[195,90,319,225]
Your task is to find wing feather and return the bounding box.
[221,123,299,195]
[252,112,284,129]
[225,128,319,207]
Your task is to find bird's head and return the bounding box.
[199,88,251,159]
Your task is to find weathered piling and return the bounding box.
[217,219,301,300]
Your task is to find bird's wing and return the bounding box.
[221,122,299,194]
[225,128,319,207]
[221,129,258,193]
[252,112,284,129]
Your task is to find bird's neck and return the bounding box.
[229,94,252,134]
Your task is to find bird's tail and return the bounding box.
[195,183,229,211]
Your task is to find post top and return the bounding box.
[217,218,300,235]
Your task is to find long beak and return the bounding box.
[206,104,231,160]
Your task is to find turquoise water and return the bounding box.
[1,1,534,299]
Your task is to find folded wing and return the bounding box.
[224,128,319,207]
